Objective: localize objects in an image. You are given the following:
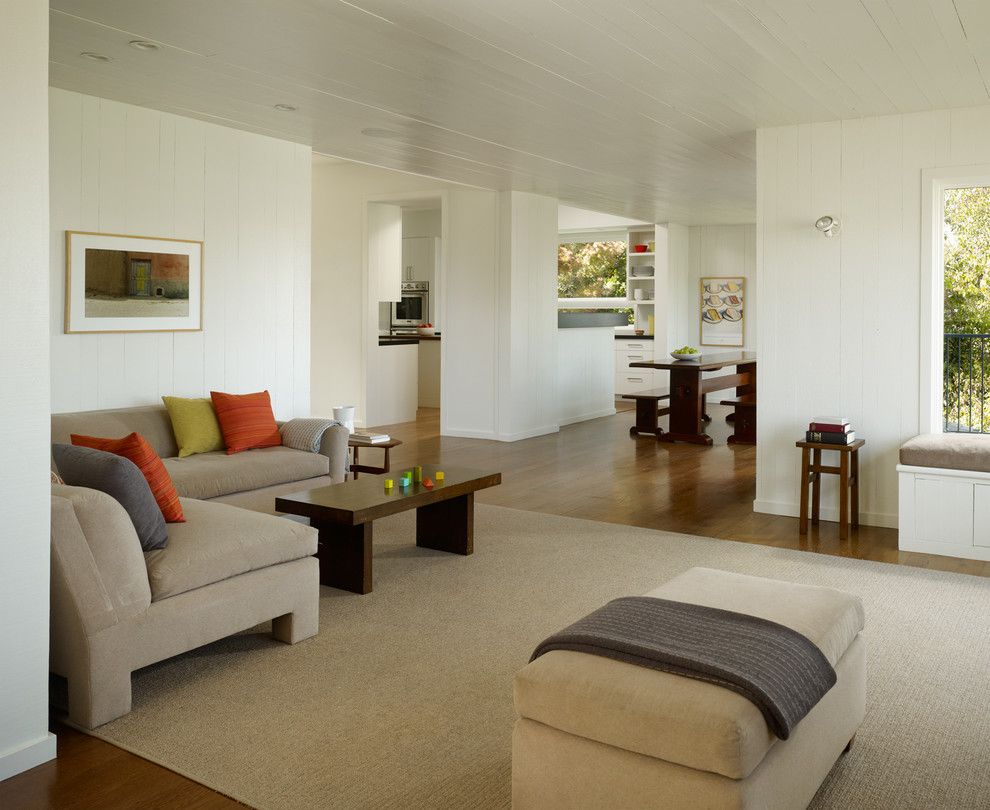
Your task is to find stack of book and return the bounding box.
[806,417,856,445]
[350,430,391,445]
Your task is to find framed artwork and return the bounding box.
[700,276,744,347]
[65,231,203,333]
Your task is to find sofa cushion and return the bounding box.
[71,432,185,523]
[514,568,864,781]
[162,396,225,457]
[163,446,329,500]
[52,405,179,459]
[210,390,282,454]
[899,432,990,472]
[143,497,317,601]
[52,444,169,551]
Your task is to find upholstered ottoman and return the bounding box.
[512,568,866,810]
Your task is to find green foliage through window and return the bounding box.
[943,187,990,431]
[558,241,626,299]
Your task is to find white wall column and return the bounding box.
[495,191,559,441]
[0,0,57,781]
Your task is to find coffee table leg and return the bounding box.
[313,519,373,594]
[416,493,474,555]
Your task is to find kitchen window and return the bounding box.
[557,230,632,323]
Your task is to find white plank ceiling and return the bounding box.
[48,0,990,223]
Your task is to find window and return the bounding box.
[557,239,627,299]
[556,230,633,324]
[942,186,990,433]
[922,167,990,433]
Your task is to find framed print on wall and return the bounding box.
[700,276,744,347]
[65,231,203,333]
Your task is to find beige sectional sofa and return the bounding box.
[50,404,350,728]
[52,404,350,513]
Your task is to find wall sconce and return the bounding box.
[814,215,840,238]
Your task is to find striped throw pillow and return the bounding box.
[210,390,282,455]
[70,432,185,523]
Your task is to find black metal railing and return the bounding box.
[944,333,990,433]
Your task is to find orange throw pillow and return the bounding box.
[70,432,185,523]
[210,390,282,455]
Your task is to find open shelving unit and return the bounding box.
[626,226,656,334]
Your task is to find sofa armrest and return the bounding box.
[318,424,350,482]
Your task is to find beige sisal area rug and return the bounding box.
[85,505,990,809]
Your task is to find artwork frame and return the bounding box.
[64,231,204,334]
[700,276,744,347]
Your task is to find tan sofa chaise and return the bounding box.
[513,567,866,810]
[50,405,350,729]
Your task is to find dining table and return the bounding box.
[629,351,756,445]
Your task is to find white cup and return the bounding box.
[634,289,644,300]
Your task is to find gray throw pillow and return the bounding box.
[52,443,169,551]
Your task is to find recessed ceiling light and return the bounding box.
[361,127,402,139]
[129,40,160,51]
[274,103,297,112]
[80,52,112,62]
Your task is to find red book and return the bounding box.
[809,420,851,433]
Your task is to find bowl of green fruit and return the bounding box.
[671,345,702,361]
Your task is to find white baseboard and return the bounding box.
[440,427,498,440]
[0,733,56,781]
[753,499,898,530]
[558,407,617,427]
[495,424,560,442]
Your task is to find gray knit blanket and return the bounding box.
[279,418,341,454]
[530,596,836,739]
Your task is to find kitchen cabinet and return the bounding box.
[402,236,440,326]
[369,203,403,302]
[615,338,656,395]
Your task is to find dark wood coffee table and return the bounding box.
[275,465,501,594]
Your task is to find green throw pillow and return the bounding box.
[162,396,226,458]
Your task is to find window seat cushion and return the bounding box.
[899,433,990,472]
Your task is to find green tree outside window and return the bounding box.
[558,241,627,299]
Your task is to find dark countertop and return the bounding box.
[615,333,655,340]
[378,333,441,346]
[378,337,419,346]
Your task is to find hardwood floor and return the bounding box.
[4,404,985,809]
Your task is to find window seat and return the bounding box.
[897,433,990,562]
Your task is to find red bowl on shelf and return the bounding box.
[633,244,649,253]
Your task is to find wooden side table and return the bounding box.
[796,439,864,539]
[348,437,402,480]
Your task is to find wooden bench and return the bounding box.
[720,395,756,444]
[621,388,671,439]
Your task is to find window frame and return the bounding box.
[921,165,990,433]
[556,228,628,309]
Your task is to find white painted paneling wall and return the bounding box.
[688,225,757,350]
[666,223,691,353]
[557,329,615,426]
[49,89,312,418]
[0,0,57,780]
[497,191,559,440]
[442,188,500,437]
[754,105,990,527]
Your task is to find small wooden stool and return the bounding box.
[796,439,864,539]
